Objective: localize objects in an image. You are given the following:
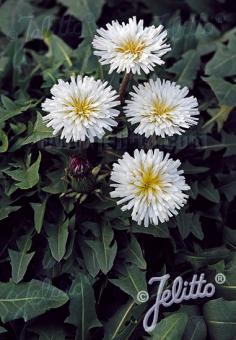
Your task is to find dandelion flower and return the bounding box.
[92,17,170,74]
[42,75,120,143]
[125,78,199,138]
[110,149,190,227]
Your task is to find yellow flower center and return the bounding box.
[67,97,96,118]
[116,39,145,59]
[152,100,173,116]
[147,100,175,123]
[134,166,162,197]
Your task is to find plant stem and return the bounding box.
[118,72,131,104]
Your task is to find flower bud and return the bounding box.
[67,155,95,193]
[68,155,90,179]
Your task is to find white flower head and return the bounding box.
[125,79,199,138]
[42,75,120,143]
[110,149,190,227]
[92,16,171,74]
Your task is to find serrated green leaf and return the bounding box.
[169,49,200,88]
[79,238,100,278]
[119,235,146,270]
[9,249,34,284]
[217,173,236,201]
[31,200,47,234]
[0,279,68,322]
[110,264,147,303]
[21,112,53,145]
[198,179,220,203]
[147,312,188,339]
[203,76,236,107]
[46,219,69,262]
[8,234,35,283]
[204,299,236,340]
[4,152,41,190]
[176,211,192,239]
[66,273,101,338]
[0,96,38,124]
[86,223,117,274]
[205,38,236,77]
[103,299,136,340]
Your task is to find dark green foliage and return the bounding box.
[0,0,235,339]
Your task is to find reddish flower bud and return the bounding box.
[68,155,90,179]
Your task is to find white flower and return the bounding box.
[92,17,170,74]
[110,149,190,227]
[125,79,199,138]
[41,75,120,143]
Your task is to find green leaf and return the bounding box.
[203,76,236,107]
[204,298,236,340]
[147,312,188,339]
[9,233,35,283]
[86,224,117,274]
[0,204,21,220]
[196,23,221,56]
[198,179,220,203]
[222,132,236,156]
[0,129,8,153]
[178,247,230,269]
[44,33,72,67]
[4,152,41,190]
[119,235,146,270]
[191,215,204,240]
[131,223,170,238]
[215,257,236,300]
[42,169,67,194]
[29,320,68,340]
[110,264,147,303]
[205,38,236,77]
[59,0,104,21]
[66,273,101,338]
[0,279,68,322]
[217,173,236,201]
[0,96,38,124]
[31,199,47,233]
[203,105,233,131]
[166,15,197,58]
[186,0,215,14]
[79,238,100,278]
[0,0,34,38]
[176,211,192,239]
[168,49,200,88]
[182,161,209,174]
[224,227,236,247]
[103,299,138,340]
[46,219,69,262]
[21,112,53,146]
[176,211,203,240]
[183,315,207,340]
[0,326,7,334]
